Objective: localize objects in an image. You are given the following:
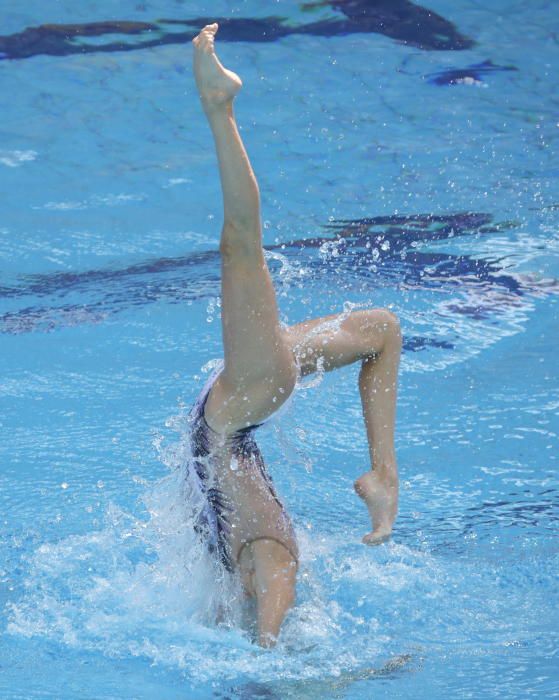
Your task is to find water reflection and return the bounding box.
[1,212,556,350]
[0,1,473,62]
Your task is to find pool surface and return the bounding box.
[1,1,558,698]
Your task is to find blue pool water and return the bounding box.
[1,1,558,697]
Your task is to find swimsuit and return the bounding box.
[187,361,298,573]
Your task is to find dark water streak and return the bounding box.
[0,0,473,62]
[425,60,517,86]
[1,212,557,344]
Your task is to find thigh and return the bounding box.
[205,367,297,433]
[220,243,295,387]
[207,237,297,433]
[284,308,396,376]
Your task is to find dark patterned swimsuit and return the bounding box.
[187,362,298,572]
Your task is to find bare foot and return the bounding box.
[192,23,242,108]
[354,469,398,545]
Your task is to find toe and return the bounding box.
[202,23,218,35]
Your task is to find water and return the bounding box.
[1,1,558,698]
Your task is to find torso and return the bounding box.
[188,363,298,572]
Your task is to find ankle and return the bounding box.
[201,96,234,116]
[371,462,398,485]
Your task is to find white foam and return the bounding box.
[0,149,37,167]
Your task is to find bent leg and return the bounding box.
[285,309,402,543]
[193,24,296,432]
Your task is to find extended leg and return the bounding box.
[193,24,296,433]
[285,309,402,543]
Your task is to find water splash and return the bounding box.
[264,249,310,299]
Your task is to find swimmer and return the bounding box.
[190,23,402,647]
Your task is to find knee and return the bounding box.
[378,309,402,354]
[219,221,261,262]
[357,308,402,355]
[380,309,401,343]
